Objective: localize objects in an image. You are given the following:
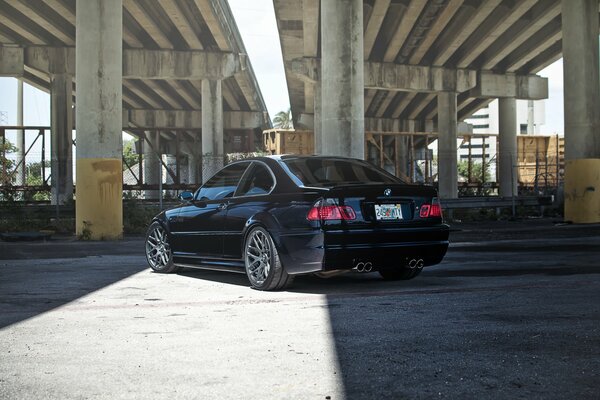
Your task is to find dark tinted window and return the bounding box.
[283,158,400,187]
[236,163,275,197]
[195,162,249,201]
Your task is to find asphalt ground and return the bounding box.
[0,218,599,399]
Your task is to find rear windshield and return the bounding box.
[282,158,400,187]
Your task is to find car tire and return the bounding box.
[244,226,293,291]
[378,266,422,281]
[145,221,179,273]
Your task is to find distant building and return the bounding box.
[461,99,547,181]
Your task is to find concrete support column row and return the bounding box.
[561,0,600,223]
[320,0,364,158]
[75,0,123,239]
[201,78,223,182]
[498,97,517,198]
[437,92,458,199]
[50,73,73,205]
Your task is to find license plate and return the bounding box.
[374,204,404,220]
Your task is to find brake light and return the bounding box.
[307,205,356,221]
[420,203,442,218]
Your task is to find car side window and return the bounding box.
[195,162,249,201]
[236,163,275,197]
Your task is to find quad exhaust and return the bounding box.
[354,261,373,273]
[407,258,425,269]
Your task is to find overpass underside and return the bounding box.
[275,0,600,223]
[0,0,270,239]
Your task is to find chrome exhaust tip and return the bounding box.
[416,259,424,269]
[364,262,373,273]
[355,262,365,273]
[408,259,417,269]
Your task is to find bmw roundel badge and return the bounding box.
[384,188,392,196]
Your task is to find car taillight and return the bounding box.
[420,203,442,218]
[307,205,356,221]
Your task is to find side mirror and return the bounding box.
[178,191,194,202]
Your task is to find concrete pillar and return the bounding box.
[320,0,364,158]
[201,79,223,182]
[396,135,409,179]
[15,79,25,187]
[188,154,199,185]
[75,0,123,239]
[527,100,535,135]
[165,154,177,198]
[562,0,600,223]
[498,98,518,198]
[143,131,159,200]
[437,92,458,199]
[314,83,322,154]
[50,73,74,205]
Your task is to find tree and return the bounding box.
[0,139,17,200]
[25,161,50,201]
[123,139,140,170]
[1,139,17,176]
[457,160,491,183]
[273,108,293,129]
[457,160,493,196]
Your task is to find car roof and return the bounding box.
[254,154,363,162]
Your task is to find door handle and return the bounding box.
[217,203,228,211]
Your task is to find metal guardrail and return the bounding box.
[441,196,554,215]
[0,201,182,219]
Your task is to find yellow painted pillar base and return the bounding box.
[564,159,600,224]
[76,158,123,240]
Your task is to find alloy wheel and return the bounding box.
[146,224,172,271]
[245,229,272,286]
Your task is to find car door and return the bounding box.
[170,162,250,260]
[223,162,276,259]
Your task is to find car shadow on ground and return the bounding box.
[176,266,458,295]
[177,268,251,287]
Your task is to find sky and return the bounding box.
[0,0,565,134]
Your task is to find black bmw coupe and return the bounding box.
[145,155,449,290]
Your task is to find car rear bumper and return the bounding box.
[275,225,449,275]
[322,240,448,270]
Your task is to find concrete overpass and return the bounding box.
[274,0,600,223]
[0,0,270,238]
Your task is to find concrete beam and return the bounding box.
[470,72,548,100]
[408,0,463,65]
[432,0,502,66]
[365,118,419,133]
[125,109,265,130]
[8,47,246,80]
[366,62,478,93]
[296,113,314,130]
[0,46,24,77]
[302,0,319,57]
[123,49,246,80]
[291,57,477,92]
[289,57,320,83]
[456,0,536,68]
[25,46,75,75]
[364,0,391,59]
[383,0,427,62]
